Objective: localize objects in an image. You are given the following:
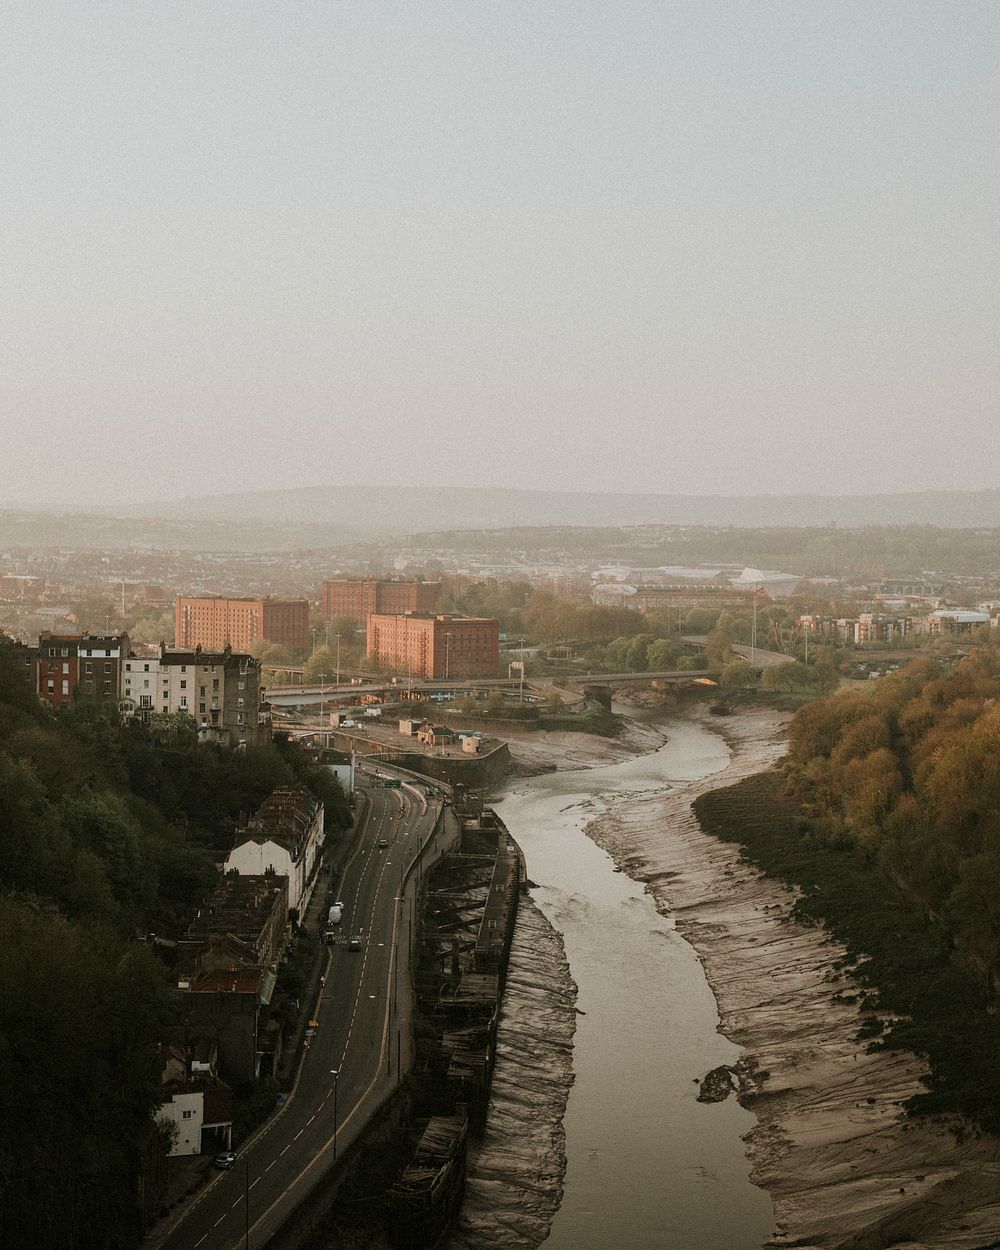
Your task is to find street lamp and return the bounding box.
[330,1069,339,1159]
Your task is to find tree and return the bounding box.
[721,658,755,689]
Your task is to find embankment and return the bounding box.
[584,705,1000,1250]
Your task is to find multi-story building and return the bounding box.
[174,597,310,652]
[224,787,324,913]
[367,613,499,679]
[34,632,81,710]
[175,871,289,1084]
[121,645,270,747]
[320,579,441,623]
[77,633,129,706]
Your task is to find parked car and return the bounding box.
[214,1151,237,1170]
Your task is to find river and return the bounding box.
[475,712,774,1250]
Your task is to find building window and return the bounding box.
[143,663,150,672]
[200,686,206,697]
[103,681,111,694]
[104,663,111,674]
[180,680,187,689]
[180,697,188,709]
[47,680,54,693]
[62,681,69,695]
[62,663,69,674]
[85,661,93,674]
[61,648,68,657]
[182,1110,194,1120]
[48,648,55,657]
[199,703,206,713]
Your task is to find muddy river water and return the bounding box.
[489,714,774,1250]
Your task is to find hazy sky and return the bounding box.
[2,2,998,508]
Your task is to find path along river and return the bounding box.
[485,711,774,1250]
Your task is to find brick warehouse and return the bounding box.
[175,597,309,652]
[366,613,499,679]
[320,579,441,623]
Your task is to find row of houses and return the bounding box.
[799,610,998,644]
[157,786,327,1159]
[20,632,270,748]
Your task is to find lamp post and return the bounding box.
[330,1069,339,1159]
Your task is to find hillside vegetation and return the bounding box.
[696,647,1000,1133]
[0,640,346,1250]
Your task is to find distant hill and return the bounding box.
[123,484,1000,533]
[5,485,1000,552]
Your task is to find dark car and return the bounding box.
[214,1150,237,1170]
[348,936,363,952]
[378,838,389,849]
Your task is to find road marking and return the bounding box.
[213,1214,227,1227]
[249,1177,260,1190]
[307,1114,316,1124]
[294,1129,304,1140]
[232,1197,243,1210]
[280,1144,290,1156]
[264,1160,275,1172]
[195,1237,207,1247]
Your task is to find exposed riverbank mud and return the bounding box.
[444,897,577,1250]
[508,704,1000,1250]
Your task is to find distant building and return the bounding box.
[175,597,310,652]
[320,579,441,623]
[121,645,270,748]
[593,583,753,611]
[367,613,499,679]
[927,610,991,635]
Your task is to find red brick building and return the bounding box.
[320,579,441,623]
[175,597,309,652]
[367,614,499,679]
[34,632,80,710]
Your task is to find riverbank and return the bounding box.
[568,704,1000,1250]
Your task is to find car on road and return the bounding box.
[348,935,363,952]
[378,838,389,849]
[214,1151,237,1170]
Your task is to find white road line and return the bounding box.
[249,1177,260,1190]
[307,1114,316,1124]
[213,1214,227,1227]
[264,1160,275,1172]
[232,1197,243,1210]
[280,1144,290,1156]
[195,1237,207,1247]
[294,1129,304,1140]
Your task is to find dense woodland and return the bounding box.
[699,646,1000,1133]
[0,639,347,1250]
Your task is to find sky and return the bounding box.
[2,2,998,509]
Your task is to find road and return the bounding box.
[156,780,447,1250]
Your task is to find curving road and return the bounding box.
[156,780,449,1250]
